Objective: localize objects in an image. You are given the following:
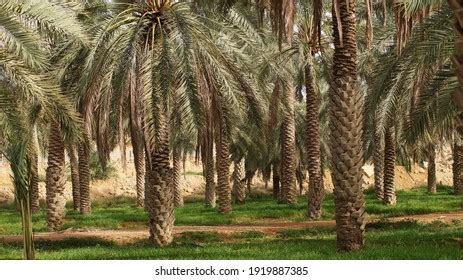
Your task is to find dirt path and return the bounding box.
[1,212,462,245]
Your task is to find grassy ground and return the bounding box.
[0,221,462,259]
[0,186,462,259]
[0,185,462,235]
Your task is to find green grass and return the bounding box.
[0,186,462,259]
[0,185,462,236]
[0,221,461,259]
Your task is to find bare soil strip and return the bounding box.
[1,212,462,245]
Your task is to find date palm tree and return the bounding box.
[82,0,262,245]
[330,0,366,251]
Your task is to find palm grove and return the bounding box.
[1,0,462,259]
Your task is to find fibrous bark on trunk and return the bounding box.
[453,140,463,195]
[45,122,66,230]
[68,146,80,211]
[383,127,397,205]
[172,148,184,208]
[448,0,463,134]
[233,159,246,205]
[330,0,366,252]
[203,133,216,208]
[272,162,281,199]
[280,82,298,205]
[78,141,91,214]
[30,148,39,213]
[145,114,175,247]
[372,130,384,200]
[305,64,324,219]
[216,124,232,214]
[427,144,437,193]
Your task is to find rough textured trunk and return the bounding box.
[305,64,324,219]
[216,124,232,214]
[133,144,145,207]
[30,148,39,213]
[68,146,80,211]
[449,0,463,134]
[233,160,246,205]
[172,148,184,207]
[427,144,437,193]
[145,114,174,247]
[453,140,463,195]
[330,0,366,252]
[280,82,298,205]
[372,131,384,200]
[118,101,127,173]
[129,83,145,208]
[78,141,91,214]
[203,134,216,208]
[45,122,66,230]
[272,163,281,199]
[383,127,397,205]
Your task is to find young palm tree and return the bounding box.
[330,0,366,251]
[1,0,83,256]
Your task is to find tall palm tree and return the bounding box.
[449,0,463,135]
[330,0,366,251]
[84,0,262,245]
[270,0,298,205]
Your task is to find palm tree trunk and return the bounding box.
[19,196,34,259]
[453,140,463,195]
[45,121,66,230]
[129,79,145,208]
[172,148,184,207]
[427,144,437,193]
[372,130,384,200]
[233,159,246,205]
[133,145,145,208]
[118,102,127,173]
[305,64,324,219]
[263,165,271,189]
[245,169,255,194]
[449,0,463,134]
[272,162,281,199]
[78,141,91,214]
[330,0,366,252]
[30,148,39,213]
[216,123,232,214]
[280,82,298,204]
[145,114,175,247]
[203,130,216,208]
[383,127,397,205]
[68,146,80,211]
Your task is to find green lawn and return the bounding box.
[0,185,462,236]
[0,186,462,259]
